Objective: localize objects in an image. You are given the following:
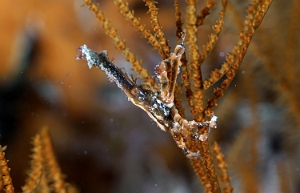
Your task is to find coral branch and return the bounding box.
[22,128,70,193]
[213,142,234,193]
[0,146,14,193]
[82,0,151,80]
[185,0,205,121]
[40,129,67,193]
[204,0,273,116]
[112,0,161,51]
[144,0,171,59]
[196,0,216,27]
[201,0,229,90]
[22,134,44,193]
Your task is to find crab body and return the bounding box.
[77,41,217,157]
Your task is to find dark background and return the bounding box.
[0,0,299,192]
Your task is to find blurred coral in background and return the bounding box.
[0,0,299,192]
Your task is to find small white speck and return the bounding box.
[242,70,246,74]
[219,52,224,57]
[154,184,158,187]
[84,150,87,155]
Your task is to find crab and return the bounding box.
[76,37,217,158]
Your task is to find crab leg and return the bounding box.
[156,39,185,105]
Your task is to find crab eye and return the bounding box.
[130,87,139,95]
